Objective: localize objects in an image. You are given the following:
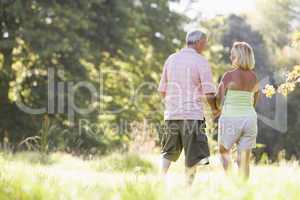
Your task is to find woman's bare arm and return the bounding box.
[254,91,259,107]
[216,72,229,110]
[252,71,260,107]
[253,80,260,107]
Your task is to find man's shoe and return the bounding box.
[197,157,209,166]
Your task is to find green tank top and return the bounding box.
[221,90,257,117]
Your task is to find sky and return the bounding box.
[169,0,257,18]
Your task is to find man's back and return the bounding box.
[158,48,215,120]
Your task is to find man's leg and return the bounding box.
[185,165,197,186]
[161,157,172,175]
[182,120,210,185]
[160,120,182,176]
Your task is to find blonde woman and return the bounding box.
[216,42,259,179]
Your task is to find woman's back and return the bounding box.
[225,68,258,92]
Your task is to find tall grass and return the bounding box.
[90,153,156,173]
[0,152,299,200]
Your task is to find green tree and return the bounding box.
[255,0,300,48]
[0,0,185,152]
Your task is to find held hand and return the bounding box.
[212,109,221,121]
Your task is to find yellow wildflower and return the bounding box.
[277,82,296,96]
[263,84,276,98]
[294,65,300,74]
[287,71,299,81]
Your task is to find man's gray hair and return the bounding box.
[186,30,207,45]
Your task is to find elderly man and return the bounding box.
[158,30,218,184]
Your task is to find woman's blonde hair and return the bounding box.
[231,42,255,70]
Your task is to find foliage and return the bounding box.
[245,0,300,160]
[0,0,186,152]
[263,34,300,98]
[254,0,300,48]
[201,14,272,79]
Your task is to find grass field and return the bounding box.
[0,151,299,200]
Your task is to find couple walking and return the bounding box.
[158,30,259,184]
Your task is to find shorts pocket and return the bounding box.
[196,123,208,142]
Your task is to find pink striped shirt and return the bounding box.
[158,48,215,120]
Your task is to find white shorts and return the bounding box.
[218,116,258,151]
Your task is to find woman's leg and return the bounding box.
[219,144,231,172]
[237,150,251,179]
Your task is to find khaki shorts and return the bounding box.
[161,120,210,167]
[218,116,258,151]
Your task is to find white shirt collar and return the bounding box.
[181,47,197,53]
